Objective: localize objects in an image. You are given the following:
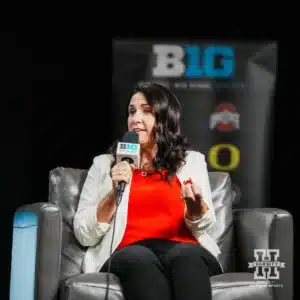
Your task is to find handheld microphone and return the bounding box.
[115,131,140,205]
[104,131,140,300]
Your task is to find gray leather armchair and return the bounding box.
[10,167,293,300]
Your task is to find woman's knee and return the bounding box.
[165,242,221,275]
[109,244,162,272]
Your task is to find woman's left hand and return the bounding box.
[181,178,209,221]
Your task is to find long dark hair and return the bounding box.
[109,82,190,182]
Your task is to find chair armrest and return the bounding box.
[60,273,124,300]
[10,202,62,300]
[211,272,273,300]
[233,208,293,300]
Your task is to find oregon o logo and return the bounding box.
[208,144,240,171]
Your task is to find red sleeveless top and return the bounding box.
[117,169,198,249]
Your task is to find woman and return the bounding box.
[73,82,223,300]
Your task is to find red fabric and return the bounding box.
[117,169,198,249]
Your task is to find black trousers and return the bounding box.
[101,238,222,300]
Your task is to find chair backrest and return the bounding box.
[48,167,235,281]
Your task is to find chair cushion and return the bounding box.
[48,167,235,280]
[60,272,273,300]
[211,272,273,300]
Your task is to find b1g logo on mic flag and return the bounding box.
[152,44,235,78]
[116,142,141,167]
[210,103,240,132]
[119,143,138,151]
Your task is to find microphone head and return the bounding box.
[122,131,139,144]
[116,131,140,168]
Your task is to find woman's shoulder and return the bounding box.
[91,153,114,168]
[185,150,205,162]
[177,150,207,175]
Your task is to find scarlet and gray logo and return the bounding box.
[209,103,240,132]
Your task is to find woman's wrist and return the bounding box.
[96,189,117,223]
[185,203,209,221]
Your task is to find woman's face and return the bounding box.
[127,92,156,147]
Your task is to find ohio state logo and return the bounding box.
[210,103,240,132]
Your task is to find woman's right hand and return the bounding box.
[96,161,135,224]
[111,161,136,194]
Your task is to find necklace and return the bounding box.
[140,168,155,177]
[140,161,154,177]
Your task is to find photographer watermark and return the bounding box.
[248,249,285,288]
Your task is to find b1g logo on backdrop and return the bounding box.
[152,44,235,78]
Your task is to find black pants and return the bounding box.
[101,238,222,300]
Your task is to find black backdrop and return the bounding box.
[112,40,277,210]
[2,32,298,298]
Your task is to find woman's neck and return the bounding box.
[140,144,157,170]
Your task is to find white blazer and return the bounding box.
[73,150,222,273]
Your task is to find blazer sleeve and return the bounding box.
[73,155,113,247]
[184,152,216,234]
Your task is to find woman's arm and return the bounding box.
[184,152,216,233]
[96,189,116,223]
[73,155,114,247]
